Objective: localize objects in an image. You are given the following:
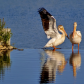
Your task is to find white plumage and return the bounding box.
[38,7,69,50]
[69,22,82,53]
[76,31,82,37]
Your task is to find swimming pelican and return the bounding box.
[38,7,69,50]
[69,22,82,53]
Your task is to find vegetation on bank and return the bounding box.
[0,18,12,46]
[0,18,23,50]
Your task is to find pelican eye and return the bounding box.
[58,25,64,30]
[60,27,64,30]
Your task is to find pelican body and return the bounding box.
[38,8,69,50]
[69,22,82,52]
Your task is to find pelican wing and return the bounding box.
[76,31,82,37]
[38,7,59,39]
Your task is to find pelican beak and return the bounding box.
[66,35,69,39]
[63,29,69,39]
[73,26,76,38]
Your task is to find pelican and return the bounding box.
[69,22,82,53]
[38,7,69,50]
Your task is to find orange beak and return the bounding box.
[63,29,69,39]
[73,26,76,38]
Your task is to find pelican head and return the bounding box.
[74,22,77,27]
[58,25,69,39]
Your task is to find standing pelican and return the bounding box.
[69,22,82,53]
[38,7,69,50]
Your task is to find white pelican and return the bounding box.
[69,22,82,53]
[38,8,69,50]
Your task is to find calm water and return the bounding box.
[0,0,84,49]
[0,49,84,84]
[0,0,84,84]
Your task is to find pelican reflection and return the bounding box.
[40,50,66,83]
[69,52,81,77]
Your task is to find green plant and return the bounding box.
[3,30,12,46]
[0,18,12,46]
[0,18,5,42]
[0,18,5,30]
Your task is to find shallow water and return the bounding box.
[0,49,84,84]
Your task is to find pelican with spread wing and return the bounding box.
[69,22,82,53]
[38,8,69,50]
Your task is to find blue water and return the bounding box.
[0,0,84,84]
[0,49,84,84]
[0,0,84,49]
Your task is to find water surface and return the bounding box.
[0,49,84,84]
[0,0,84,49]
[0,0,84,84]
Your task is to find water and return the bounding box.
[0,49,84,84]
[0,0,84,84]
[0,0,84,49]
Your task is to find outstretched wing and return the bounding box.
[38,7,59,39]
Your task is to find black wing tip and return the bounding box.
[38,7,47,14]
[38,7,45,11]
[38,7,52,16]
